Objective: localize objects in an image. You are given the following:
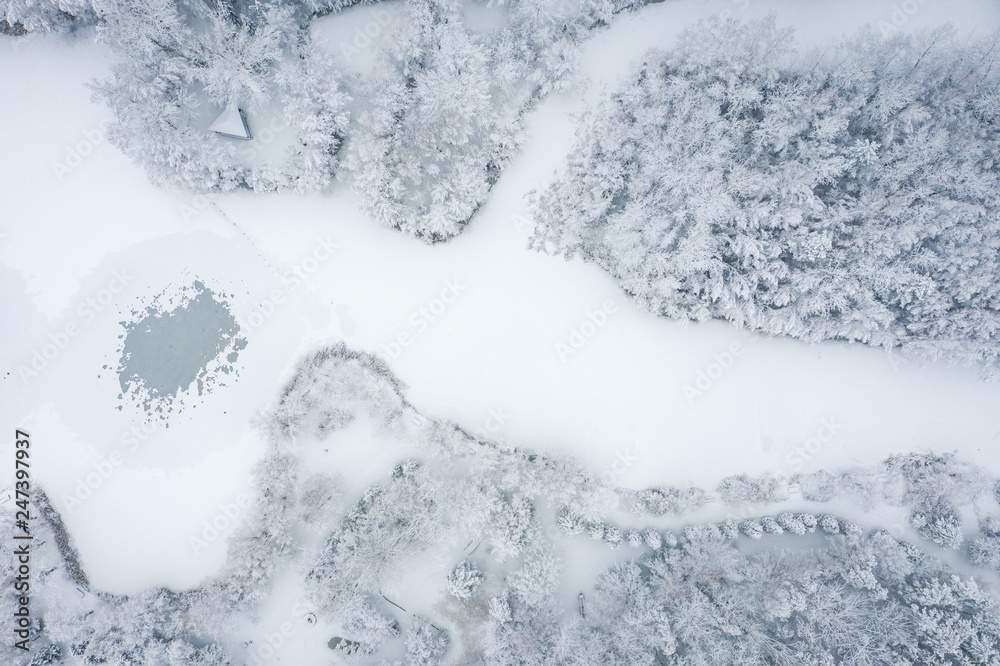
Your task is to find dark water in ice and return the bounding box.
[118,281,245,414]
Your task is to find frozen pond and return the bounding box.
[117,281,246,415]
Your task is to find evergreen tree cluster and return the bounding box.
[530,17,1000,376]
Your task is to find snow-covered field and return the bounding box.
[4,10,1000,665]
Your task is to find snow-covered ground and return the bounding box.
[2,0,1000,605]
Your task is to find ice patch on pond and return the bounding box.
[117,280,246,417]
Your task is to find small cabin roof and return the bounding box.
[209,108,251,140]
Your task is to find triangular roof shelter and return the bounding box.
[209,107,252,140]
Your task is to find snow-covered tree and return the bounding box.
[619,485,706,516]
[405,618,449,665]
[447,560,485,600]
[717,472,788,506]
[2,0,96,33]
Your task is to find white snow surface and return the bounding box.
[2,0,1000,610]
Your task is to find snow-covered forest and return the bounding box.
[5,0,1000,664]
[4,0,645,240]
[9,345,1000,665]
[531,17,1000,377]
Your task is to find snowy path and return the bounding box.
[1,0,1000,594]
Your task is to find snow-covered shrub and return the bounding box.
[819,514,841,534]
[297,472,341,531]
[720,518,740,541]
[684,523,723,545]
[799,513,817,532]
[604,525,623,549]
[969,536,1000,569]
[625,529,644,548]
[488,595,511,624]
[761,516,783,535]
[483,492,534,562]
[795,470,840,503]
[509,546,562,608]
[313,408,354,438]
[740,519,763,540]
[447,561,484,600]
[24,644,64,665]
[717,473,789,506]
[620,485,707,516]
[642,528,662,550]
[837,467,886,511]
[556,507,586,536]
[841,521,863,538]
[337,599,399,656]
[405,619,449,665]
[777,512,807,536]
[885,453,993,514]
[981,516,1000,538]
[910,503,964,549]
